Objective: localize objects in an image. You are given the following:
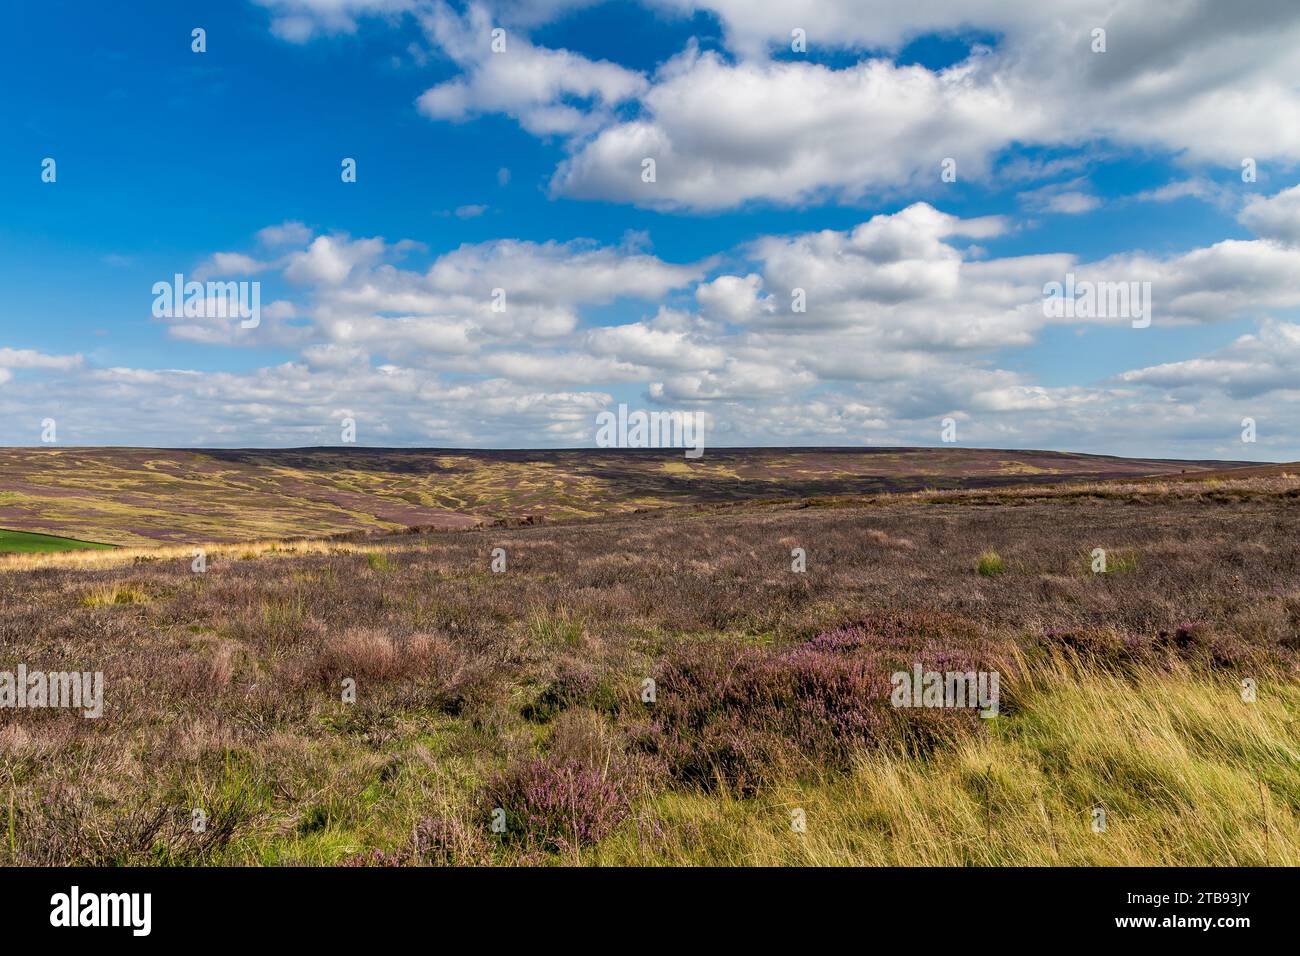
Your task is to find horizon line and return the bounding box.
[0,444,1281,466]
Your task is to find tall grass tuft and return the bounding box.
[80,583,149,607]
[591,651,1300,865]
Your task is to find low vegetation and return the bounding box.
[0,529,113,554]
[1,474,1296,865]
[0,445,1246,547]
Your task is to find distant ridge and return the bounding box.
[0,446,1263,546]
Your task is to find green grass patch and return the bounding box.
[528,609,586,647]
[0,528,114,554]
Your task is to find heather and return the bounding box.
[1,478,1298,865]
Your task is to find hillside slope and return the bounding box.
[0,445,1262,546]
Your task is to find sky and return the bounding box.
[2,0,1300,459]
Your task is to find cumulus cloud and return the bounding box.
[169,226,708,368]
[425,237,703,304]
[1083,239,1300,325]
[161,298,307,349]
[13,187,1300,457]
[586,312,727,371]
[0,348,83,371]
[416,2,646,136]
[283,235,393,286]
[549,11,1300,211]
[1239,183,1300,245]
[654,0,1100,60]
[552,46,1036,209]
[411,2,1300,211]
[696,274,774,324]
[258,1,1300,211]
[1117,320,1300,399]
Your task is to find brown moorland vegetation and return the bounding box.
[1,470,1297,865]
[0,445,1251,546]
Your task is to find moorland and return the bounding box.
[0,449,1296,866]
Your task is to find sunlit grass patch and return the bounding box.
[528,609,586,648]
[80,583,149,606]
[589,655,1300,866]
[0,528,113,554]
[1085,547,1139,574]
[976,550,1005,576]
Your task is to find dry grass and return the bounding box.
[79,583,150,607]
[0,537,368,572]
[592,652,1300,865]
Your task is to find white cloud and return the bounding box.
[696,273,774,324]
[1086,238,1300,325]
[1019,179,1101,215]
[424,237,704,305]
[654,0,1100,60]
[1239,183,1300,245]
[552,46,1036,209]
[1117,319,1300,399]
[283,235,391,286]
[196,252,275,279]
[255,0,414,43]
[411,2,1300,211]
[257,1,1300,212]
[1133,178,1223,205]
[15,184,1300,457]
[257,221,314,247]
[416,2,646,136]
[586,316,727,371]
[0,348,83,373]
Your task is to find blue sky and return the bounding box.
[2,0,1300,459]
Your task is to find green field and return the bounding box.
[0,528,114,553]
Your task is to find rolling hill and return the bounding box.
[0,445,1265,546]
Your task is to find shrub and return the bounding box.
[522,656,602,722]
[637,624,986,794]
[410,814,491,866]
[260,592,309,645]
[482,756,632,853]
[312,628,468,694]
